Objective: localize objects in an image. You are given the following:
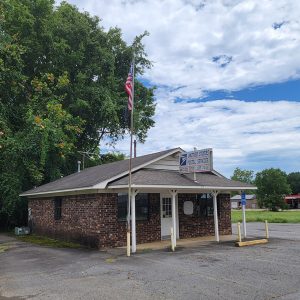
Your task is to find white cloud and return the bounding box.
[66,0,300,95]
[103,93,300,176]
[58,0,300,176]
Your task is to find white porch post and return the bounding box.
[131,189,139,253]
[212,191,220,242]
[169,190,178,247]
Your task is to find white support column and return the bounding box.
[169,190,178,247]
[131,189,139,253]
[212,191,220,242]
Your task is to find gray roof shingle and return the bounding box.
[21,147,256,196]
[21,148,181,196]
[109,169,256,189]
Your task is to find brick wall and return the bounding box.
[178,193,232,238]
[28,193,161,248]
[28,192,231,249]
[113,193,161,247]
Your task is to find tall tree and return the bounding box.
[0,6,28,227]
[287,172,300,194]
[2,1,155,151]
[0,0,156,228]
[255,168,291,211]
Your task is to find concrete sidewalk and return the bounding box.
[132,235,234,251]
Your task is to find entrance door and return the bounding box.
[161,195,172,239]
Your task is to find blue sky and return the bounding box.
[203,79,300,102]
[60,0,300,177]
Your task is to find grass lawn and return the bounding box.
[16,234,83,249]
[231,210,300,223]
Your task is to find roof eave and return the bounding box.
[108,184,257,191]
[20,187,105,198]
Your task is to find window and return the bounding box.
[136,193,149,220]
[117,193,128,221]
[54,197,62,220]
[161,197,172,218]
[117,193,149,221]
[195,193,215,217]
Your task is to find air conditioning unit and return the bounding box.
[14,227,30,235]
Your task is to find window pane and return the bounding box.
[136,193,149,220]
[117,194,128,221]
[196,193,214,217]
[162,197,172,218]
[54,197,62,220]
[117,193,150,221]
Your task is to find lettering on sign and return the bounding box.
[179,148,213,173]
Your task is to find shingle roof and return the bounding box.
[21,147,257,196]
[109,169,256,190]
[20,148,181,196]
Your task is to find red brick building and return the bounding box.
[21,148,255,250]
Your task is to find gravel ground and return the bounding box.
[1,223,300,300]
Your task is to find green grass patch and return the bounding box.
[16,234,83,249]
[231,210,300,223]
[139,248,153,253]
[0,244,10,253]
[105,257,116,263]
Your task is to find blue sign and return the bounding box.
[241,192,246,206]
[180,154,187,166]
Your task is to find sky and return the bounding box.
[58,0,300,177]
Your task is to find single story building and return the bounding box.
[285,194,300,209]
[21,148,256,251]
[230,194,257,209]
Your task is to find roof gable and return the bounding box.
[144,152,181,171]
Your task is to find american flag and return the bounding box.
[125,63,134,111]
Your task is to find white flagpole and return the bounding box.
[127,56,135,257]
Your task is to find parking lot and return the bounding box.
[1,223,300,300]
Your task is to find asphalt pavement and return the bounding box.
[1,223,300,300]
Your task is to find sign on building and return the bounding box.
[183,201,194,215]
[179,148,213,173]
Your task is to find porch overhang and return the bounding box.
[108,184,257,193]
[107,168,257,194]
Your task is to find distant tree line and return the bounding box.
[231,168,300,211]
[0,0,156,228]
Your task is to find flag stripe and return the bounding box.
[125,64,133,111]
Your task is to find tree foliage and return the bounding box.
[0,0,155,228]
[231,167,254,184]
[230,167,254,196]
[287,172,300,194]
[255,168,291,211]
